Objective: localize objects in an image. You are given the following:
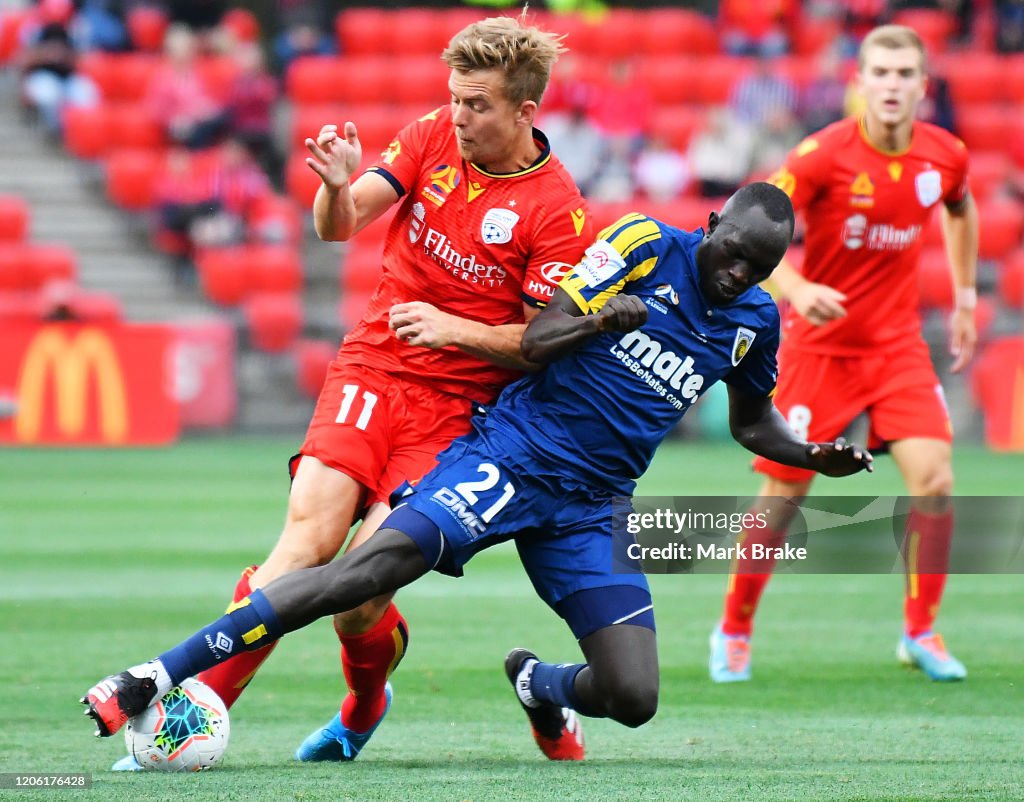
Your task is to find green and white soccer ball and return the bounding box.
[124,677,230,771]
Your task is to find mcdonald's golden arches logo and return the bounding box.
[15,326,128,443]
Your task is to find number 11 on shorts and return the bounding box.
[335,384,378,430]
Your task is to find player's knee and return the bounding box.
[920,469,953,498]
[601,675,658,728]
[333,595,394,634]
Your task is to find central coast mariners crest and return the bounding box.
[732,327,756,366]
[481,208,520,245]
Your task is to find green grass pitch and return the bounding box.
[1,438,1021,801]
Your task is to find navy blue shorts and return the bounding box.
[400,432,653,639]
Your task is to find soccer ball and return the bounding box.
[124,678,230,771]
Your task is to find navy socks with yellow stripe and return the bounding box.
[159,589,283,687]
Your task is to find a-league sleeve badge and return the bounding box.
[732,327,757,366]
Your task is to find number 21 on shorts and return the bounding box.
[335,384,378,430]
[454,463,516,523]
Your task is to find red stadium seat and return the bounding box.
[634,57,699,105]
[637,9,718,56]
[28,244,77,287]
[1005,54,1024,102]
[285,151,323,208]
[970,336,1024,450]
[62,104,111,159]
[978,200,1023,260]
[126,4,169,52]
[0,243,32,289]
[106,102,166,150]
[335,8,392,56]
[967,150,1009,201]
[691,56,756,105]
[0,8,30,66]
[78,52,160,103]
[391,56,450,106]
[0,195,29,242]
[917,247,954,309]
[333,57,392,104]
[295,338,337,399]
[285,56,346,105]
[937,53,1002,106]
[792,18,841,55]
[351,105,412,158]
[245,292,303,352]
[956,105,1024,153]
[105,149,164,211]
[221,7,260,43]
[892,8,955,55]
[340,240,385,297]
[248,245,303,294]
[998,250,1024,308]
[289,103,342,148]
[585,10,643,61]
[195,246,248,306]
[649,105,706,151]
[391,8,452,56]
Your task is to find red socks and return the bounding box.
[198,565,279,709]
[721,524,787,637]
[902,507,953,638]
[337,603,409,733]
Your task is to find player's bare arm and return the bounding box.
[307,123,398,241]
[772,260,848,326]
[389,301,540,371]
[941,192,979,373]
[727,385,873,477]
[520,288,648,364]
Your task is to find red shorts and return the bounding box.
[753,340,952,483]
[299,361,476,507]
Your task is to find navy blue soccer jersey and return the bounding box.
[479,213,782,493]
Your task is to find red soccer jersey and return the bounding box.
[770,116,969,355]
[340,105,592,404]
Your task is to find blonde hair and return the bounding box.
[858,25,927,73]
[442,15,566,106]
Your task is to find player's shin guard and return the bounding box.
[336,603,408,733]
[721,524,786,636]
[902,507,953,638]
[159,588,283,687]
[198,566,280,708]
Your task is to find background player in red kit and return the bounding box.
[106,17,592,769]
[710,25,979,683]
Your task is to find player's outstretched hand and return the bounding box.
[806,437,873,477]
[305,122,362,190]
[596,295,647,333]
[791,281,847,326]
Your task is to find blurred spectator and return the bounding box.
[227,42,282,182]
[18,15,98,135]
[719,0,797,56]
[799,46,849,134]
[167,0,226,35]
[588,136,635,203]
[153,147,220,258]
[918,72,957,134]
[687,108,754,198]
[71,0,129,53]
[750,108,805,176]
[544,105,607,197]
[729,56,798,128]
[543,53,599,120]
[634,137,691,202]
[996,0,1024,52]
[271,0,335,73]
[589,60,652,157]
[838,0,891,56]
[145,24,229,150]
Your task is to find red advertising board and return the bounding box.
[0,321,179,446]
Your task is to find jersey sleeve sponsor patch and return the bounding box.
[576,240,626,288]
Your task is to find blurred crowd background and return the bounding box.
[0,0,1021,447]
